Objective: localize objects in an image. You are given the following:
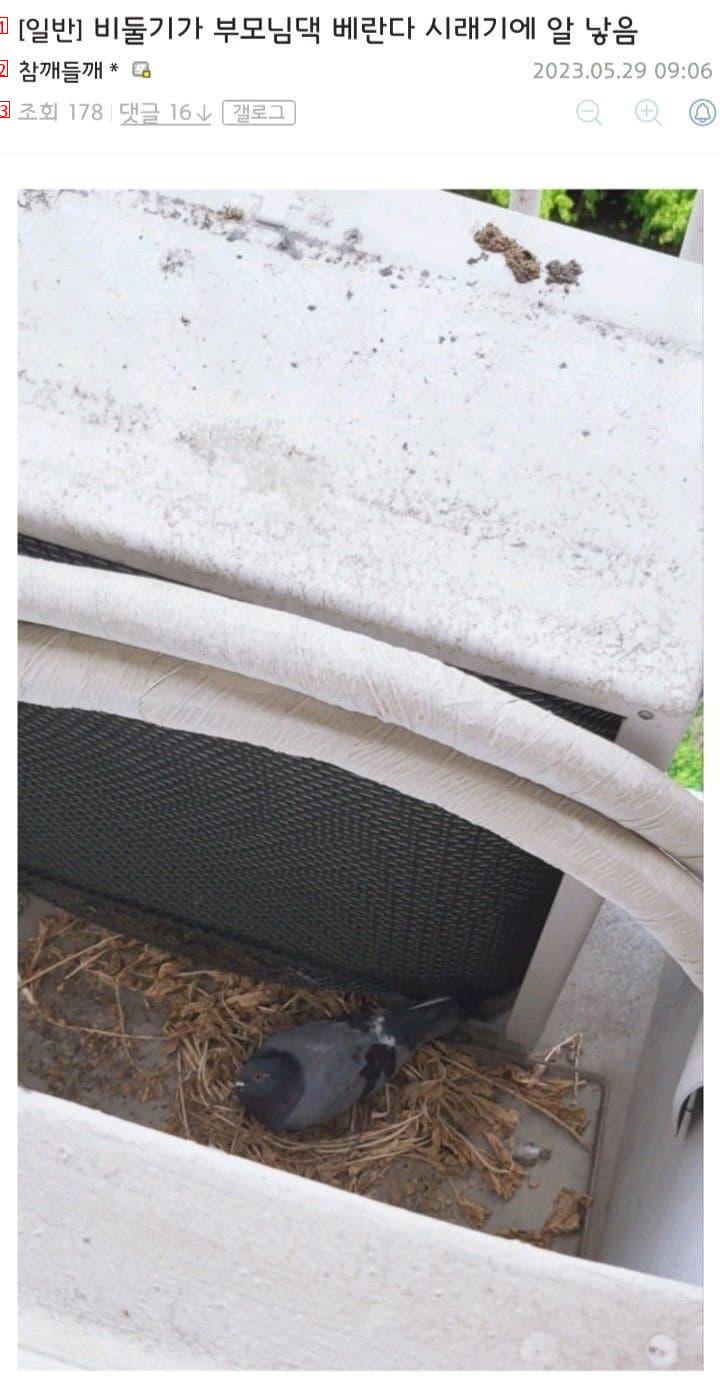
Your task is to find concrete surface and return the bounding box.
[537,899,667,1261]
[598,957,703,1284]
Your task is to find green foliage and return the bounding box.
[668,702,703,790]
[486,189,511,208]
[539,189,576,224]
[470,189,696,252]
[624,189,697,247]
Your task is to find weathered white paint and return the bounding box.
[506,876,608,1047]
[599,959,703,1285]
[681,191,704,264]
[508,706,701,1044]
[18,1345,88,1369]
[509,189,543,217]
[18,555,701,876]
[18,189,703,721]
[19,1089,702,1371]
[533,899,668,1263]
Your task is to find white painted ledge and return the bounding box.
[19,1088,702,1371]
[19,188,702,720]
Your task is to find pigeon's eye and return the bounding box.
[252,1070,268,1082]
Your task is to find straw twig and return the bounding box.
[19,913,592,1238]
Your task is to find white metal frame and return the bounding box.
[509,188,703,264]
[19,1088,703,1370]
[499,189,702,1045]
[681,191,704,263]
[506,707,693,1046]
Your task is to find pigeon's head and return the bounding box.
[234,1049,300,1108]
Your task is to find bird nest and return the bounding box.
[19,909,592,1245]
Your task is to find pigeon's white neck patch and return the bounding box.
[370,1014,396,1047]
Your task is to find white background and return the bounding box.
[2,1,716,1385]
[0,1,718,153]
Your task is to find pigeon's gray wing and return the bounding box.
[266,1019,394,1130]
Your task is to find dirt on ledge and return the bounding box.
[474,223,542,283]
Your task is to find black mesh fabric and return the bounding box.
[18,532,622,995]
[21,703,563,997]
[18,533,142,575]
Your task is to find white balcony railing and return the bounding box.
[508,188,703,262]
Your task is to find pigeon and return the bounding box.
[234,991,483,1133]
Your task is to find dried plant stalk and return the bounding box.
[496,1188,593,1248]
[19,913,591,1242]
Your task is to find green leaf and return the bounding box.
[668,702,703,790]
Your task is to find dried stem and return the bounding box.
[19,912,592,1238]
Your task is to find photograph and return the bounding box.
[16,184,703,1371]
